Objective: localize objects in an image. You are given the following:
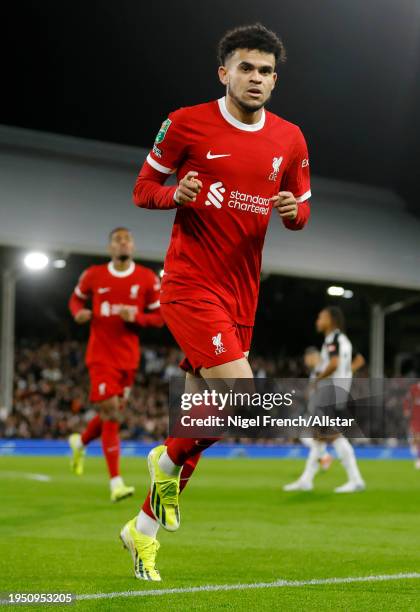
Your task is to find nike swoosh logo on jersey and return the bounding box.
[206,151,231,159]
[98,287,110,294]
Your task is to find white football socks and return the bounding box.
[136,510,159,539]
[300,441,326,484]
[301,437,315,449]
[74,434,84,450]
[333,436,363,483]
[110,476,123,491]
[158,450,182,476]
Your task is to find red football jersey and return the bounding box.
[69,262,162,369]
[134,97,311,326]
[404,382,420,428]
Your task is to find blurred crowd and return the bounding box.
[0,341,177,442]
[0,340,411,443]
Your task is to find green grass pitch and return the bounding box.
[1,456,419,611]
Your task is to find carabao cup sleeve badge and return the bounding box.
[155,118,172,144]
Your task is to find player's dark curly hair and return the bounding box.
[109,227,132,241]
[218,23,286,66]
[325,306,345,331]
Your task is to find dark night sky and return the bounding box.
[3,0,420,213]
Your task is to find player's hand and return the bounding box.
[271,191,298,219]
[74,309,92,324]
[308,379,318,394]
[119,306,137,323]
[174,171,203,205]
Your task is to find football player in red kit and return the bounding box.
[68,228,164,502]
[120,24,311,580]
[403,381,420,469]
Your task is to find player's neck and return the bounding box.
[112,258,132,272]
[225,94,264,125]
[324,326,337,337]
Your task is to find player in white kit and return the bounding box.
[284,307,366,493]
[300,347,334,471]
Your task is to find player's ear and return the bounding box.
[218,65,228,86]
[271,72,278,90]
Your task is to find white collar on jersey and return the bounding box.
[107,261,135,278]
[217,96,266,132]
[325,328,341,342]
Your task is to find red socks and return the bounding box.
[81,414,102,445]
[101,420,120,478]
[166,437,220,465]
[179,452,202,492]
[81,415,121,479]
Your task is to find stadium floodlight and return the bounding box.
[52,259,67,269]
[2,250,66,411]
[327,285,345,297]
[23,251,49,271]
[343,290,354,299]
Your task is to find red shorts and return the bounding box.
[161,300,253,374]
[88,364,136,403]
[410,421,420,434]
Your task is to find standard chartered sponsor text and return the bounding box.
[228,190,270,215]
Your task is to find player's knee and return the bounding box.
[97,397,120,420]
[100,410,120,422]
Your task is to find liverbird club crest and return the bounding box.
[212,332,227,355]
[269,156,283,181]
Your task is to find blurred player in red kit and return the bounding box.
[403,381,420,469]
[120,24,311,580]
[68,228,164,501]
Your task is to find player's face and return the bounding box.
[316,309,331,334]
[218,49,277,113]
[109,230,135,262]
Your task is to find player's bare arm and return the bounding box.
[316,355,339,380]
[351,353,365,373]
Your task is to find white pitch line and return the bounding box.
[76,572,420,601]
[0,471,51,482]
[25,473,51,482]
